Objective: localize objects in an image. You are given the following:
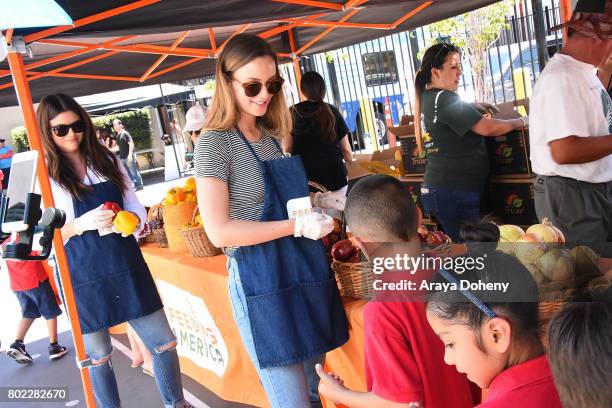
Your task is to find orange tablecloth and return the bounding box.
[141,245,369,408]
[142,246,269,407]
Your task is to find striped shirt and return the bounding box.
[194,126,284,229]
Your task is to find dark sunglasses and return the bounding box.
[229,76,284,97]
[433,42,456,60]
[189,130,201,136]
[51,120,85,137]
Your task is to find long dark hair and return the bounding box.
[36,93,126,200]
[296,71,337,144]
[414,43,460,153]
[427,250,541,349]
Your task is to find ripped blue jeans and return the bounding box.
[82,309,185,408]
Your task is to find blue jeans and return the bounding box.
[421,184,481,242]
[121,156,143,189]
[227,257,324,408]
[82,309,185,408]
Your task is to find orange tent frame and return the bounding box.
[2,1,573,406]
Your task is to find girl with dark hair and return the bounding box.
[426,250,563,407]
[36,93,189,408]
[414,43,527,242]
[195,34,348,407]
[289,71,353,193]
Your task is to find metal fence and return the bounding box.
[280,0,563,153]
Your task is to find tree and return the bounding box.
[422,0,513,102]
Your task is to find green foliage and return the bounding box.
[10,127,30,152]
[92,109,152,150]
[418,0,514,101]
[203,79,216,93]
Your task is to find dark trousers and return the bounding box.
[534,175,612,256]
[421,184,481,242]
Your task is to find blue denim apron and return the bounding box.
[233,133,348,368]
[64,180,162,334]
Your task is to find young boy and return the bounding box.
[547,302,612,408]
[3,246,69,364]
[316,174,476,408]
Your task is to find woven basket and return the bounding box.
[163,201,197,253]
[421,234,453,258]
[331,257,375,299]
[147,204,168,248]
[538,280,576,347]
[181,207,222,257]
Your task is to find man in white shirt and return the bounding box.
[529,0,612,250]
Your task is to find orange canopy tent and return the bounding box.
[0,1,573,406]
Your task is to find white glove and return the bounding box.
[313,191,346,211]
[519,115,529,127]
[294,212,334,240]
[73,205,115,235]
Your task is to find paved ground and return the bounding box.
[0,171,257,408]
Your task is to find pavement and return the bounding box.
[0,170,257,408]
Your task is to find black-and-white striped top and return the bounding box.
[194,127,284,223]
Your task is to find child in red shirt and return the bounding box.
[3,242,69,364]
[316,174,476,408]
[426,248,563,407]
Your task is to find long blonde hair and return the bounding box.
[205,33,292,139]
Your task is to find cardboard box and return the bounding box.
[485,127,532,177]
[492,98,530,119]
[398,134,427,176]
[485,177,538,226]
[388,122,415,138]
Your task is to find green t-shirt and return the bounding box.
[420,89,488,191]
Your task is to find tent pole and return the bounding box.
[559,0,573,41]
[288,29,303,101]
[7,49,97,408]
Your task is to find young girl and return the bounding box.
[194,34,348,407]
[36,94,189,408]
[426,250,563,407]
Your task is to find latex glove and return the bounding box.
[73,204,115,235]
[294,212,334,240]
[519,115,529,127]
[313,191,346,211]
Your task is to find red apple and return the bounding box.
[331,239,356,262]
[103,201,122,214]
[426,231,447,246]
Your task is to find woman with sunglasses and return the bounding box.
[414,43,527,242]
[194,34,348,408]
[36,94,190,408]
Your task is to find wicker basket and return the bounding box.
[163,201,197,253]
[421,234,453,258]
[146,204,168,248]
[331,257,375,299]
[538,280,576,347]
[181,207,222,257]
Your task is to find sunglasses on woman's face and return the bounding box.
[189,130,201,136]
[230,76,284,98]
[51,120,85,137]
